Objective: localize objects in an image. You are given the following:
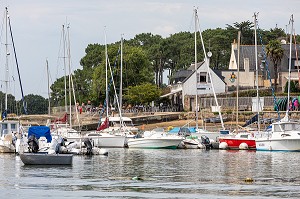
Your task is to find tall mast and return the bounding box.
[286,15,293,118]
[120,35,123,112]
[236,31,241,132]
[46,59,51,115]
[63,25,67,114]
[196,8,224,130]
[67,24,72,127]
[194,8,199,130]
[5,7,9,112]
[254,13,260,131]
[105,28,109,117]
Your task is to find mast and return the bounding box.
[236,31,241,132]
[194,8,199,130]
[5,7,8,112]
[254,13,260,131]
[63,24,67,114]
[286,15,293,118]
[120,35,123,112]
[196,9,224,130]
[67,24,72,127]
[105,28,109,117]
[46,59,51,115]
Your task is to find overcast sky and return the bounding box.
[0,0,299,100]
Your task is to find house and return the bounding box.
[223,40,300,91]
[161,60,226,111]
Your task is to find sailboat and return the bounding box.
[218,13,261,150]
[255,15,300,151]
[0,7,25,153]
[50,24,82,143]
[85,34,127,148]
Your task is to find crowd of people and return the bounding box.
[74,100,180,116]
[289,98,299,111]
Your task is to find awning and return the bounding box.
[160,89,182,98]
[284,76,300,81]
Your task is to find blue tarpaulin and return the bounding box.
[168,127,197,133]
[28,126,52,143]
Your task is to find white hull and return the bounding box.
[178,138,203,149]
[256,138,300,151]
[256,120,300,151]
[86,134,126,148]
[127,137,183,149]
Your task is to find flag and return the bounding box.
[97,117,109,131]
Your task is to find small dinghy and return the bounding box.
[20,153,73,165]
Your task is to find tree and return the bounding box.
[124,83,161,105]
[23,94,48,114]
[226,21,254,45]
[266,40,284,91]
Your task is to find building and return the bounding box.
[223,41,300,92]
[161,61,226,111]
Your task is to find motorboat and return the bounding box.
[127,128,183,149]
[0,120,21,153]
[85,131,126,148]
[19,126,73,165]
[256,120,300,151]
[218,130,256,150]
[20,153,73,165]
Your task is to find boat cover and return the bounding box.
[28,126,52,143]
[168,127,196,133]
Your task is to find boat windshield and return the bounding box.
[275,123,300,132]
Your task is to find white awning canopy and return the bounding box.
[160,89,182,98]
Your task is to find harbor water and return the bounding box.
[1,149,300,199]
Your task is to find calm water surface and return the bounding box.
[1,149,300,199]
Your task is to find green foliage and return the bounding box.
[284,80,300,93]
[23,94,48,115]
[266,39,284,91]
[124,83,161,105]
[49,21,290,107]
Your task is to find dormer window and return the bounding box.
[197,72,209,83]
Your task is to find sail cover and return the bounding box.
[28,126,52,143]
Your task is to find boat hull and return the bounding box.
[218,138,256,150]
[87,134,126,148]
[127,138,183,149]
[20,153,73,165]
[256,139,300,151]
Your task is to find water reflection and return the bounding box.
[0,149,300,198]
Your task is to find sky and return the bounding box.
[0,0,299,100]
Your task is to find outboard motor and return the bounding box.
[201,135,211,149]
[83,138,93,155]
[27,135,39,153]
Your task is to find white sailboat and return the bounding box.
[86,33,127,148]
[0,8,23,153]
[127,127,183,149]
[256,15,300,151]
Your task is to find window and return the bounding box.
[294,60,300,69]
[11,124,16,130]
[200,72,207,83]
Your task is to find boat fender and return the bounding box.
[239,143,248,150]
[219,142,228,149]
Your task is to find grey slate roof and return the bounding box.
[235,44,300,73]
